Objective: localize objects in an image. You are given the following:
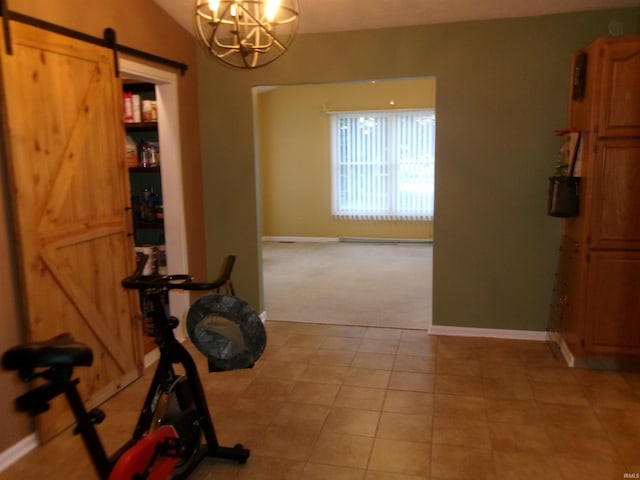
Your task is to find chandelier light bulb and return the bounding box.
[265,0,280,22]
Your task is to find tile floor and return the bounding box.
[3,320,640,480]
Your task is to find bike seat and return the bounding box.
[2,333,93,372]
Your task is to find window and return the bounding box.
[330,109,435,221]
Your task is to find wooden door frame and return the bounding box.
[119,58,190,347]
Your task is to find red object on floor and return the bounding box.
[109,426,179,480]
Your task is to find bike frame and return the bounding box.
[88,287,248,479]
[4,256,253,479]
[129,290,248,473]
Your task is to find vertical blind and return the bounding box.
[330,109,435,220]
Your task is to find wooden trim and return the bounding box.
[428,325,549,342]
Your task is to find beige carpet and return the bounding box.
[262,241,432,330]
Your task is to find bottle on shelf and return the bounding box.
[139,142,160,168]
[136,186,162,224]
[125,136,139,167]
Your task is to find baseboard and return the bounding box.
[546,331,575,367]
[144,348,160,368]
[262,236,338,243]
[261,236,432,244]
[339,237,432,244]
[0,433,38,473]
[428,325,548,342]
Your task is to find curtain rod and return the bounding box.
[0,5,188,76]
[322,106,435,114]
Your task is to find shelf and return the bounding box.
[134,221,164,229]
[123,81,155,93]
[125,121,157,130]
[129,166,161,173]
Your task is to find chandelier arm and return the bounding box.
[243,25,273,51]
[212,36,241,52]
[237,2,298,24]
[239,23,286,51]
[233,2,289,51]
[215,48,240,59]
[207,24,218,50]
[235,2,262,26]
[250,51,260,68]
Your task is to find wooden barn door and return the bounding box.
[0,22,142,441]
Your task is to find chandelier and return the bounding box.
[195,0,299,69]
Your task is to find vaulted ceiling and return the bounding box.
[155,0,640,35]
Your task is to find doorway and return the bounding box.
[119,59,190,343]
[255,78,436,330]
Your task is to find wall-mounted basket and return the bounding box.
[548,130,581,218]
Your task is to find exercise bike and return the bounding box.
[2,256,266,479]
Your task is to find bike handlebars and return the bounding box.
[121,255,225,292]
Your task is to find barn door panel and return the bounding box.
[0,21,142,441]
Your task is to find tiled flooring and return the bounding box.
[3,320,640,479]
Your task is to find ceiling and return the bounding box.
[155,0,640,35]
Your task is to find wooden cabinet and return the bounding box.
[589,140,640,250]
[569,36,640,136]
[123,81,167,354]
[584,251,640,355]
[597,39,640,137]
[553,35,640,364]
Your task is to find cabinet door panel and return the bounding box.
[585,251,640,355]
[598,38,640,137]
[589,141,640,250]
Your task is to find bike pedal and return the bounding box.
[73,408,106,434]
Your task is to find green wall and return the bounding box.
[258,79,436,240]
[197,8,640,330]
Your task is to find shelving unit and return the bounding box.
[123,81,166,250]
[123,80,167,354]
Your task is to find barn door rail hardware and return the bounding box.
[0,4,188,76]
